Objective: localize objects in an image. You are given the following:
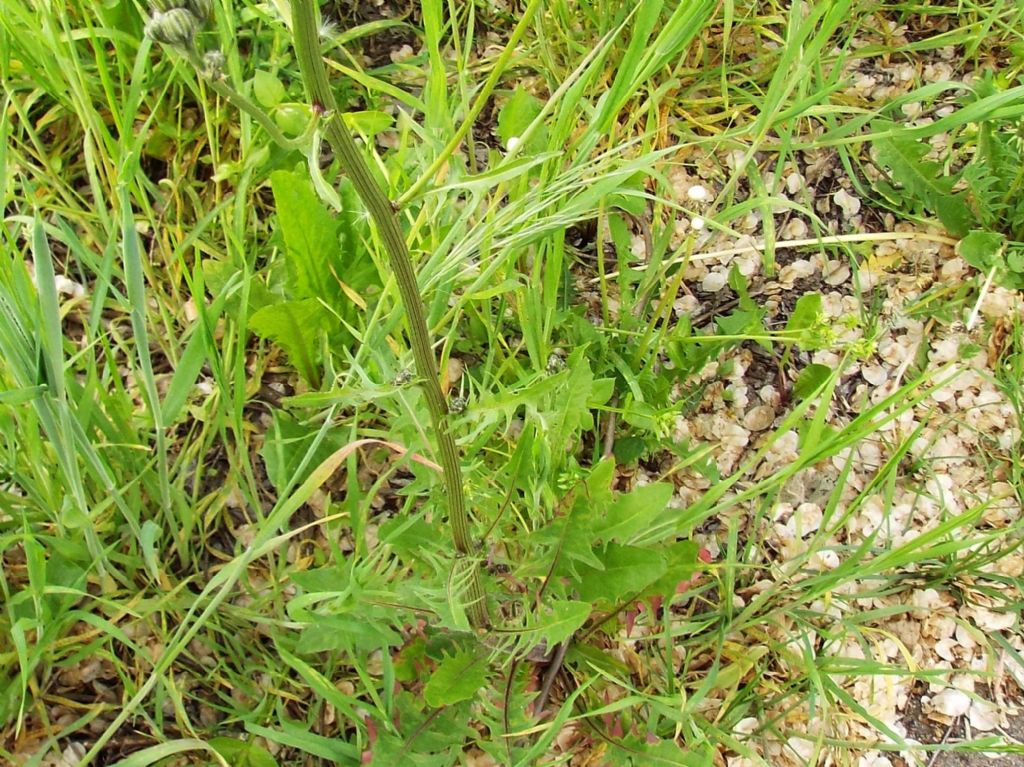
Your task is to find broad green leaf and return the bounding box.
[613,436,647,464]
[497,85,547,151]
[294,616,400,655]
[532,600,592,647]
[270,170,344,306]
[639,540,703,600]
[958,230,1005,271]
[575,543,668,604]
[1007,247,1024,274]
[274,103,311,136]
[210,737,278,767]
[935,196,973,238]
[289,564,348,594]
[716,308,770,350]
[379,516,439,562]
[253,70,286,108]
[786,292,822,334]
[583,457,616,508]
[595,482,675,542]
[342,110,395,136]
[786,292,826,350]
[526,496,603,579]
[249,298,329,387]
[793,363,832,400]
[423,647,490,707]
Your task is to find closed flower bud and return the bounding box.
[145,8,199,48]
[185,0,213,21]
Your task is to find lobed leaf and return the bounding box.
[423,647,490,707]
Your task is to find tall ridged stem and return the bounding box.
[290,0,488,629]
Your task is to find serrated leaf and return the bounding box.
[531,497,603,578]
[532,600,591,646]
[1007,247,1024,273]
[583,457,616,507]
[270,170,344,306]
[958,229,1005,271]
[935,195,973,238]
[289,565,348,594]
[874,135,971,237]
[638,540,703,601]
[595,482,675,542]
[538,348,596,466]
[295,616,400,655]
[249,298,329,387]
[423,648,490,707]
[575,544,667,604]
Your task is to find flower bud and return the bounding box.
[185,0,213,21]
[202,49,226,79]
[145,8,199,48]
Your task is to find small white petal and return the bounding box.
[506,136,521,152]
[690,216,705,230]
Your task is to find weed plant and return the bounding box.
[1,0,1024,765]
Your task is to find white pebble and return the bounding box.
[687,184,711,202]
[834,188,862,218]
[861,365,888,387]
[701,270,727,292]
[930,688,970,718]
[743,405,775,431]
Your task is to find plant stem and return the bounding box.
[289,0,489,629]
[186,51,298,150]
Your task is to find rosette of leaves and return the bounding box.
[248,168,381,388]
[871,72,1024,289]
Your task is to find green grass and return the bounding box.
[2,0,1024,765]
